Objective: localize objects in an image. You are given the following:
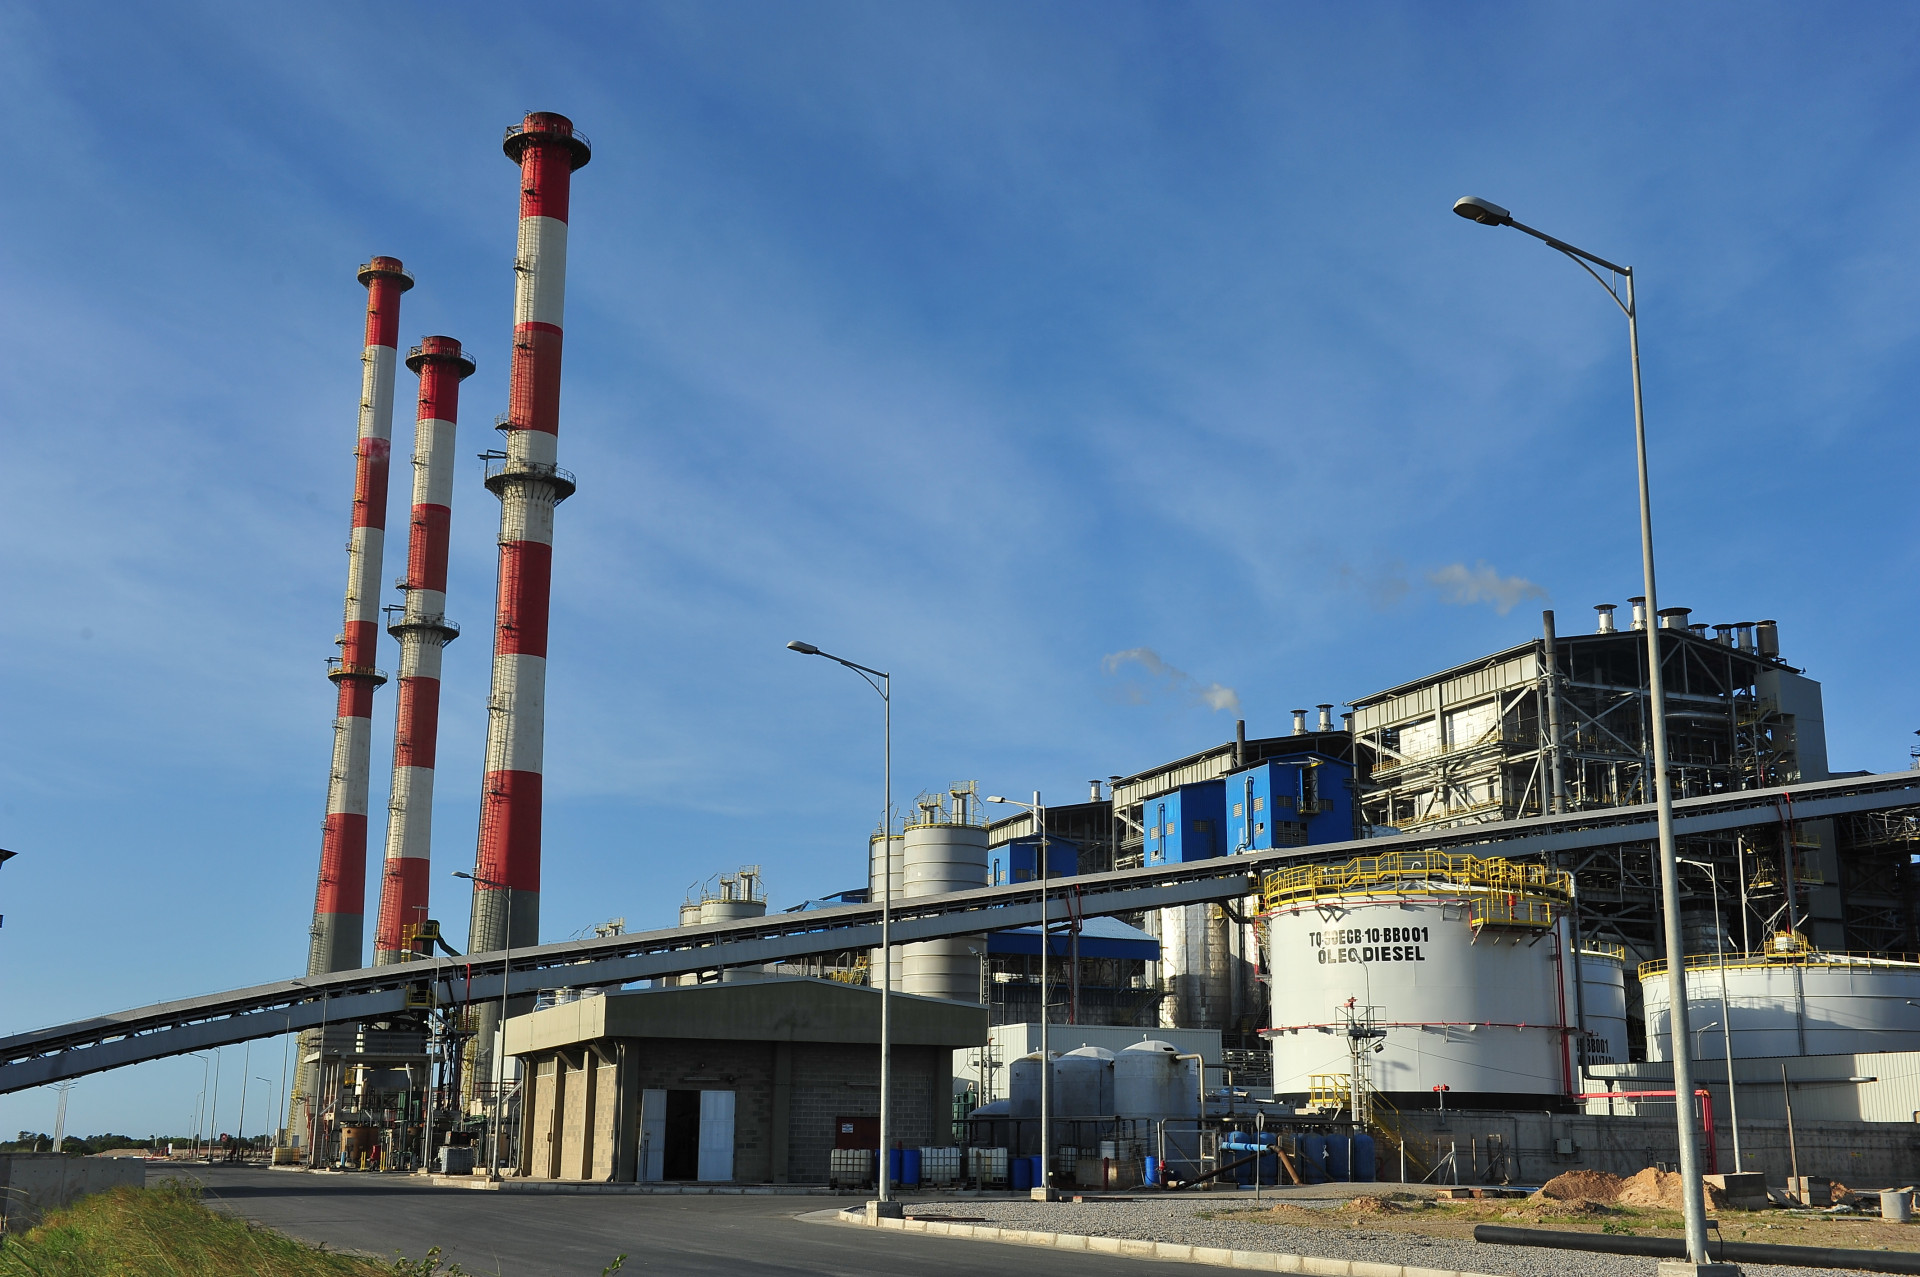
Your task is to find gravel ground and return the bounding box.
[894,1191,1890,1277]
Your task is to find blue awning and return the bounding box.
[988,915,1159,960]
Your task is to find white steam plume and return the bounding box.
[1427,561,1547,615]
[1101,647,1241,714]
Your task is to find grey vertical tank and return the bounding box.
[1158,903,1232,1029]
[1054,1046,1115,1117]
[867,831,904,985]
[1008,1051,1050,1118]
[1114,1039,1201,1119]
[898,784,990,1001]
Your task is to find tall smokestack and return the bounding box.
[373,337,474,966]
[308,256,410,977]
[469,115,589,1076]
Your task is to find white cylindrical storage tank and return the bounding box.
[678,902,702,928]
[1264,852,1577,1105]
[1113,1040,1201,1119]
[699,897,766,925]
[899,790,989,1002]
[1158,903,1231,1030]
[1641,948,1920,1061]
[1577,946,1630,1066]
[867,831,904,985]
[1054,1047,1115,1117]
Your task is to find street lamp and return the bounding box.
[1681,856,1744,1172]
[786,640,895,1206]
[986,791,1055,1201]
[454,870,513,1181]
[1454,195,1713,1267]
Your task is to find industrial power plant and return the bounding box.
[7,111,1920,1265]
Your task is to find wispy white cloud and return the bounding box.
[1427,562,1547,615]
[1101,647,1241,714]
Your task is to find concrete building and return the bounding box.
[504,979,985,1184]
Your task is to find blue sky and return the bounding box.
[4,3,1917,1136]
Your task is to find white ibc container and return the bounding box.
[1264,855,1577,1101]
[1578,947,1630,1065]
[1054,1046,1115,1116]
[968,1146,1009,1185]
[829,1147,872,1188]
[1114,1040,1200,1118]
[918,1146,960,1186]
[1641,950,1920,1061]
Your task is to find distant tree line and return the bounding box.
[2,1131,167,1155]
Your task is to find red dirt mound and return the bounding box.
[1535,1170,1624,1203]
[1616,1167,1726,1211]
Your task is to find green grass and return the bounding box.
[0,1178,400,1277]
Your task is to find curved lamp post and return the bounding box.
[453,869,512,1180]
[787,640,895,1206]
[1453,195,1710,1266]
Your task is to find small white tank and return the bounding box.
[1054,1047,1115,1117]
[678,902,702,928]
[1114,1040,1200,1119]
[1578,946,1630,1065]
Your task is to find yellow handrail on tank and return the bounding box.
[1307,1074,1352,1108]
[1262,850,1571,913]
[1639,932,1920,980]
[1579,940,1628,961]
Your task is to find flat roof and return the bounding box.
[504,977,988,1057]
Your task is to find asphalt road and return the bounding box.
[160,1165,1217,1277]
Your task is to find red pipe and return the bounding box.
[1572,1090,1716,1175]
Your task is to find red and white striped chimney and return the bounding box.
[468,114,590,988]
[373,336,474,966]
[308,256,411,976]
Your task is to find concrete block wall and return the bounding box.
[517,1037,950,1185]
[785,1042,944,1184]
[0,1154,145,1233]
[1387,1110,1920,1190]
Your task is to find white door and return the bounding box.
[638,1089,666,1182]
[696,1089,735,1182]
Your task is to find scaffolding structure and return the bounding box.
[1351,611,1848,978]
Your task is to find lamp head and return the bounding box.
[452,871,473,880]
[1452,195,1513,226]
[986,795,1008,805]
[786,640,820,655]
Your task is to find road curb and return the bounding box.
[420,1176,846,1195]
[817,1209,1503,1276]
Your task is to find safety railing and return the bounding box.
[1263,849,1572,912]
[1639,941,1920,980]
